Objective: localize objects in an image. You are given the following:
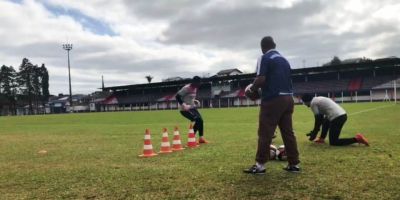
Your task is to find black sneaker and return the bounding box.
[306,131,317,141]
[243,165,266,174]
[283,165,301,173]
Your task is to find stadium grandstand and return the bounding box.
[96,57,400,112]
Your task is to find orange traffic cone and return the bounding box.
[187,124,199,148]
[139,129,158,158]
[172,126,185,151]
[159,128,173,154]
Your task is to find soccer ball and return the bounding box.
[269,144,278,160]
[277,145,287,161]
[244,84,261,100]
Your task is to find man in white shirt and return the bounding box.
[301,94,369,146]
[176,76,208,144]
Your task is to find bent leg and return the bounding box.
[329,115,357,146]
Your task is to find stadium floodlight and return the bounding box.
[62,43,73,112]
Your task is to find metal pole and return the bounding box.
[355,91,358,103]
[370,90,372,102]
[395,79,397,104]
[67,50,72,111]
[63,44,73,112]
[341,91,344,104]
[385,90,389,101]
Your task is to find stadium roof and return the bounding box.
[102,74,255,91]
[291,57,400,75]
[102,58,400,92]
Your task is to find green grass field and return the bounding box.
[1,102,399,199]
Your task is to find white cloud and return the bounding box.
[0,0,399,95]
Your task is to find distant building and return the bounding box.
[341,58,364,64]
[341,57,373,64]
[48,94,91,113]
[48,95,69,113]
[215,68,242,76]
[374,56,399,62]
[162,77,184,82]
[89,91,111,112]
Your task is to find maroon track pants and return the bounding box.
[256,95,300,165]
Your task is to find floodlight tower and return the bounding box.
[62,43,73,111]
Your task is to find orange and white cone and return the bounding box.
[159,128,173,154]
[139,129,158,158]
[187,124,199,148]
[172,126,185,151]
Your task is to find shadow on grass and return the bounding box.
[231,164,312,199]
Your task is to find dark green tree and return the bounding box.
[0,65,17,114]
[40,64,50,104]
[17,58,35,114]
[32,64,41,111]
[331,56,341,65]
[145,75,153,83]
[1,59,50,115]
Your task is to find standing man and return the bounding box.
[243,36,300,174]
[176,76,208,144]
[301,94,369,146]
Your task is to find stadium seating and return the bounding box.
[292,79,350,94]
[197,88,212,99]
[361,76,394,90]
[106,75,397,107]
[348,77,363,91]
[99,58,400,109]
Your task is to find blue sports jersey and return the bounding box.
[256,49,293,101]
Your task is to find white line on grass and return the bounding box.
[206,104,395,125]
[348,104,395,116]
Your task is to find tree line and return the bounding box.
[0,58,49,115]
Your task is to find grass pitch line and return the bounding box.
[208,104,395,125]
[348,104,395,116]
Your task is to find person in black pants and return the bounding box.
[176,76,208,144]
[301,94,369,146]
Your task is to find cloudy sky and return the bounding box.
[0,0,399,94]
